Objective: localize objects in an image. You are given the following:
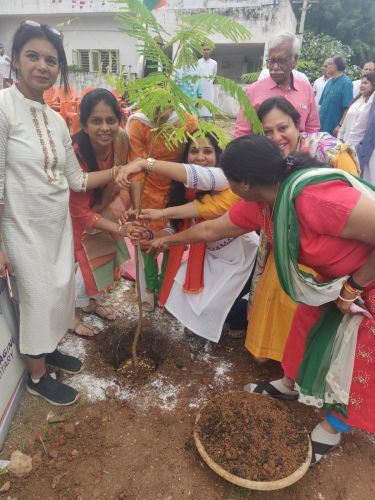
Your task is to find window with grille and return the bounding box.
[75,49,119,73]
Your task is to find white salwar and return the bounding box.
[164,163,259,342]
[0,85,87,355]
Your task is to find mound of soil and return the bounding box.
[195,391,309,482]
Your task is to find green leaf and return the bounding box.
[240,71,261,83]
[114,0,165,35]
[215,75,263,135]
[113,0,262,153]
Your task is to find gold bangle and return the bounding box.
[338,294,359,303]
[343,281,362,296]
[118,224,122,234]
[113,165,120,181]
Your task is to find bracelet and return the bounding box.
[338,294,359,303]
[145,157,155,173]
[111,165,119,181]
[118,224,123,234]
[347,275,364,291]
[343,281,363,296]
[146,229,154,241]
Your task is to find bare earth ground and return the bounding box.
[1,279,375,500]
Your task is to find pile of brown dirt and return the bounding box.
[195,391,309,482]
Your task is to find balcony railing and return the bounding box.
[0,0,281,16]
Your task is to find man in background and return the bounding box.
[198,45,217,121]
[313,58,332,108]
[234,32,319,137]
[352,61,375,98]
[319,55,353,136]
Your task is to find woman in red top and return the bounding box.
[145,135,375,466]
[70,89,131,337]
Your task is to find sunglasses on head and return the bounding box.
[21,20,63,40]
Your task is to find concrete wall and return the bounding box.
[0,0,295,114]
[155,1,296,45]
[0,0,295,59]
[0,14,141,73]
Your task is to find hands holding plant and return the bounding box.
[115,158,147,189]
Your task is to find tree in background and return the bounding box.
[295,0,375,67]
[298,31,360,82]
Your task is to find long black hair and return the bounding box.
[11,21,69,91]
[167,132,222,230]
[72,88,122,202]
[220,135,321,187]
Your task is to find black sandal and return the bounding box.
[244,380,299,401]
[310,437,341,465]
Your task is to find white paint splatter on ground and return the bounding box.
[60,278,234,412]
[66,371,180,412]
[214,361,232,385]
[59,336,89,362]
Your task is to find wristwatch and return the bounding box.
[145,157,155,173]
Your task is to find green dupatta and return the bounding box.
[273,168,375,416]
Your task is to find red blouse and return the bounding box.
[229,180,373,279]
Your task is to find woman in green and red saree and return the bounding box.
[144,135,375,466]
[70,89,131,337]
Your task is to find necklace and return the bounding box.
[269,183,280,221]
[262,182,280,242]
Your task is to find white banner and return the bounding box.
[0,279,26,449]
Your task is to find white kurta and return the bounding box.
[337,96,372,146]
[164,163,259,342]
[313,76,329,107]
[198,57,217,118]
[0,85,87,355]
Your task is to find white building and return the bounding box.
[0,0,296,81]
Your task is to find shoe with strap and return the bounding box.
[244,379,299,401]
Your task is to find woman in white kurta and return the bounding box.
[0,22,130,406]
[338,73,375,146]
